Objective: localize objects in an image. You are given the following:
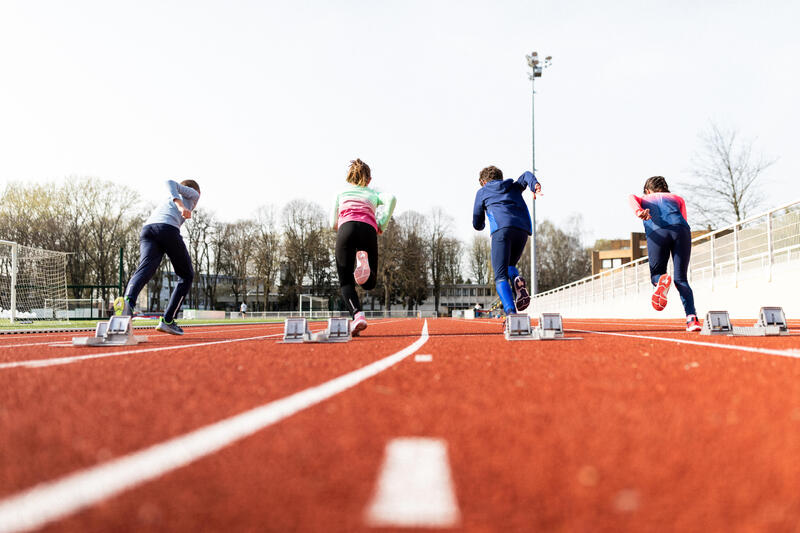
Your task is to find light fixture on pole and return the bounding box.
[525,51,552,296]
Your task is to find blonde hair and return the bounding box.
[346,159,371,187]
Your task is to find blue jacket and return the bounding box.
[473,171,539,235]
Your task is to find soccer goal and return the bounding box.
[0,240,69,323]
[297,294,330,318]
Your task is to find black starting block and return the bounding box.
[72,316,147,346]
[281,317,351,343]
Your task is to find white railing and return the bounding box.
[533,198,800,310]
[226,309,437,320]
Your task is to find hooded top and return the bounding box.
[628,192,690,235]
[472,171,539,235]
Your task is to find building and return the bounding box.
[591,233,647,275]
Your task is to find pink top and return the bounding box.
[628,192,689,231]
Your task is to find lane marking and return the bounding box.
[571,329,800,359]
[414,354,433,362]
[0,321,430,533]
[0,334,282,370]
[364,437,460,528]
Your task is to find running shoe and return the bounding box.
[513,276,531,312]
[354,251,370,285]
[651,274,671,311]
[351,311,367,336]
[113,297,125,316]
[156,318,184,336]
[686,314,702,332]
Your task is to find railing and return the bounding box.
[533,198,800,310]
[226,309,437,320]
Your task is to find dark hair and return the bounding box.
[643,176,669,194]
[346,159,371,187]
[479,166,503,186]
[181,179,201,194]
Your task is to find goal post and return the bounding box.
[0,240,69,323]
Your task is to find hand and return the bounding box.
[377,227,383,235]
[181,208,192,219]
[637,208,651,220]
[533,183,542,199]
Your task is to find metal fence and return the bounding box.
[229,309,437,320]
[533,198,800,310]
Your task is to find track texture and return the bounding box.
[2,318,800,532]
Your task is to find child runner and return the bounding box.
[472,165,541,316]
[331,159,396,336]
[628,176,701,332]
[115,179,200,335]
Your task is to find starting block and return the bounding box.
[72,316,147,346]
[700,310,733,336]
[504,313,567,341]
[701,307,789,336]
[281,317,351,343]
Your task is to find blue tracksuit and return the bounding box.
[473,171,539,314]
[124,181,199,322]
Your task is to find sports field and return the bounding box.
[2,317,800,532]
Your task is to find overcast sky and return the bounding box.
[1,0,797,245]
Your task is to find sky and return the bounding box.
[1,0,798,246]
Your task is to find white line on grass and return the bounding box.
[0,321,430,533]
[364,437,460,528]
[571,329,800,359]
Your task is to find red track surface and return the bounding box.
[2,317,800,532]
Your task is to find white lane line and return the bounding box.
[571,329,800,359]
[0,333,283,370]
[0,321,430,533]
[414,354,433,362]
[364,437,460,528]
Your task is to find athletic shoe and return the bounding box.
[351,311,367,337]
[354,251,370,285]
[113,297,125,316]
[156,318,184,336]
[513,276,531,312]
[686,314,702,332]
[651,274,671,311]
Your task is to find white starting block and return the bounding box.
[505,313,567,341]
[701,307,789,336]
[72,316,147,346]
[281,317,351,343]
[700,310,733,336]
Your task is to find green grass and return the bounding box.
[0,317,295,331]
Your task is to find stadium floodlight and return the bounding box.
[525,51,552,296]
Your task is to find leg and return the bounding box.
[163,230,194,323]
[336,223,361,317]
[671,226,697,316]
[506,228,530,311]
[124,226,165,308]
[646,229,671,285]
[359,224,379,291]
[491,229,515,315]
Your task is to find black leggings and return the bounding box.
[335,221,378,316]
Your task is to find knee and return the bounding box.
[179,266,194,283]
[362,275,377,291]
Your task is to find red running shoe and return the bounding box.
[354,251,370,286]
[686,314,702,332]
[651,274,671,311]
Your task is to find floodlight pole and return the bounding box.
[526,51,551,296]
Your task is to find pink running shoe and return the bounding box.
[651,274,671,311]
[354,251,371,286]
[351,311,367,336]
[686,314,702,332]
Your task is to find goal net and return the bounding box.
[0,241,69,323]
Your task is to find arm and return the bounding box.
[515,171,542,197]
[166,180,197,219]
[376,192,397,232]
[331,194,340,230]
[676,195,688,221]
[628,194,651,220]
[472,191,485,231]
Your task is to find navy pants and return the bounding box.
[491,226,529,314]
[647,225,696,316]
[335,221,378,317]
[124,224,194,322]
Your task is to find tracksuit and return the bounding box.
[472,171,539,314]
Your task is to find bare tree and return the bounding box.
[426,208,457,315]
[683,121,776,227]
[282,200,327,309]
[536,216,591,292]
[468,235,491,285]
[224,220,256,306]
[184,208,216,309]
[253,206,282,312]
[394,211,428,311]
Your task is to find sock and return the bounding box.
[495,280,516,315]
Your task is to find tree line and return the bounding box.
[0,177,592,312]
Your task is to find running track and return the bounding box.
[2,317,800,532]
